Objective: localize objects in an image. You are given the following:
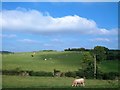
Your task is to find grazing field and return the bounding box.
[2,51,118,72]
[2,51,86,72]
[2,75,118,88]
[99,60,119,73]
[2,51,119,88]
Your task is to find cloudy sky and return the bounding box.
[1,2,118,52]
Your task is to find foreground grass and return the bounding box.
[2,75,119,88]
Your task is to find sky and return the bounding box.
[1,2,118,52]
[2,0,120,2]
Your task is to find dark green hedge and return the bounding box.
[29,71,53,77]
[2,70,53,77]
[64,70,119,80]
[2,70,119,80]
[65,71,76,78]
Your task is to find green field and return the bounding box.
[2,75,118,88]
[2,51,118,72]
[2,51,119,88]
[2,51,85,72]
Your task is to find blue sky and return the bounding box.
[1,2,118,52]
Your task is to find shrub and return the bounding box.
[2,70,53,77]
[65,71,76,78]
[84,70,94,79]
[102,72,119,80]
[77,67,94,79]
[2,69,119,80]
[76,70,85,78]
[96,71,104,79]
[2,70,20,75]
[29,71,53,77]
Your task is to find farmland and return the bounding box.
[2,75,118,88]
[1,51,119,88]
[2,51,83,72]
[2,51,118,72]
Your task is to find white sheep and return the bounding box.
[72,78,85,87]
[44,58,47,60]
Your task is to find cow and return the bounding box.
[72,78,85,87]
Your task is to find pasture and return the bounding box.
[2,51,118,72]
[2,51,85,72]
[2,51,119,88]
[2,75,118,88]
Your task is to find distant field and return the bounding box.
[99,60,119,73]
[2,51,118,72]
[2,75,118,88]
[2,51,85,72]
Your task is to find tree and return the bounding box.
[79,48,85,51]
[92,46,109,79]
[82,52,93,64]
[93,46,109,62]
[81,52,94,78]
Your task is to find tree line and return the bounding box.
[64,46,119,60]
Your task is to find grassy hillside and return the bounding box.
[2,51,83,72]
[99,60,118,73]
[2,51,119,72]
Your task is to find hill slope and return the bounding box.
[2,51,118,72]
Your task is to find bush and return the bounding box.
[84,71,94,79]
[2,69,119,80]
[65,71,76,78]
[75,68,119,80]
[29,71,53,77]
[96,71,119,80]
[2,70,20,75]
[78,67,94,79]
[96,71,104,79]
[2,70,53,77]
[76,70,85,78]
[102,72,119,80]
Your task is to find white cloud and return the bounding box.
[1,8,117,35]
[18,39,40,44]
[0,34,17,38]
[90,38,110,42]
